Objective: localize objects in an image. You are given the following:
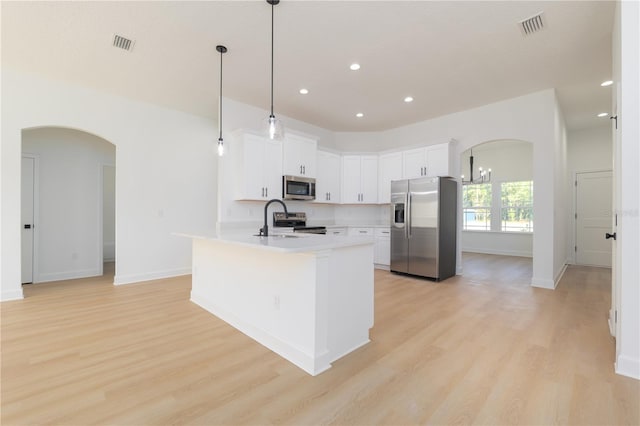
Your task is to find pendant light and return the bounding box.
[264,0,284,140]
[216,44,227,156]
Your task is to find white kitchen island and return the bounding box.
[180,231,375,376]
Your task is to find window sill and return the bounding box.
[462,230,533,235]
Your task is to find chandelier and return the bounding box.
[461,149,491,185]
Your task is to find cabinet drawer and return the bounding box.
[349,227,374,236]
[375,228,391,237]
[327,227,347,236]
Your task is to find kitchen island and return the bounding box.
[179,231,375,376]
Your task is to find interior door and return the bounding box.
[21,156,35,283]
[576,170,612,267]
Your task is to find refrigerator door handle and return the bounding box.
[407,192,412,238]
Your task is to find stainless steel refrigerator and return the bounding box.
[390,176,457,281]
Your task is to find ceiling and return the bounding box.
[1,1,615,133]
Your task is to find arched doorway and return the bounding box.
[21,127,116,285]
[459,139,534,284]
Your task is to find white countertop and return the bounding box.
[175,230,374,253]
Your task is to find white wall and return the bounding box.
[22,127,115,282]
[567,126,612,172]
[103,165,116,261]
[613,0,640,380]
[460,140,534,257]
[1,69,218,300]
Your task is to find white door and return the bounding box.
[576,170,613,267]
[21,156,35,283]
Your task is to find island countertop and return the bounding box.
[175,230,374,253]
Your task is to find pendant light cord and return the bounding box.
[270,0,274,117]
[219,47,223,141]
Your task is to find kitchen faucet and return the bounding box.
[260,199,288,237]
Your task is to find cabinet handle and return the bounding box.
[303,165,306,174]
[261,187,264,197]
[359,230,367,234]
[328,192,331,201]
[265,187,268,197]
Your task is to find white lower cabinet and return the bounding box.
[374,228,391,267]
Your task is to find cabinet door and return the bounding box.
[402,148,426,179]
[375,237,391,266]
[316,151,341,203]
[283,134,317,177]
[378,152,402,204]
[341,155,361,203]
[425,143,449,177]
[360,156,378,203]
[263,138,283,199]
[241,134,268,200]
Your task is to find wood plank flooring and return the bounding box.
[2,254,638,425]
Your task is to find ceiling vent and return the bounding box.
[519,12,545,36]
[112,34,134,51]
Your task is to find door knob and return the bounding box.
[24,224,32,229]
[605,232,617,240]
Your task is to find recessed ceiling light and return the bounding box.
[350,63,361,71]
[404,96,414,103]
[356,112,364,118]
[299,88,309,95]
[597,112,608,117]
[601,80,613,87]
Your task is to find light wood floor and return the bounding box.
[2,255,638,425]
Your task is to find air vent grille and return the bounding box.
[113,34,134,51]
[519,12,545,36]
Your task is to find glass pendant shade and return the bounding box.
[217,138,224,156]
[264,114,284,140]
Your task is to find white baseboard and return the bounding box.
[615,355,640,380]
[37,268,101,283]
[531,276,555,289]
[374,263,390,271]
[554,264,568,287]
[1,289,25,302]
[113,267,191,285]
[608,310,616,337]
[461,247,533,258]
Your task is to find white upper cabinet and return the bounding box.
[342,155,378,204]
[315,150,341,203]
[378,152,403,204]
[282,133,317,178]
[401,143,450,179]
[233,131,283,201]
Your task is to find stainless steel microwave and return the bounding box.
[283,175,316,200]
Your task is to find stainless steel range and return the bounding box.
[273,212,327,234]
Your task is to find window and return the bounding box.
[462,183,491,231]
[462,180,534,233]
[501,181,533,232]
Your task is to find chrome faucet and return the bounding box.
[260,199,288,237]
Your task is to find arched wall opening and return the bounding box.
[457,139,535,281]
[21,126,116,284]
